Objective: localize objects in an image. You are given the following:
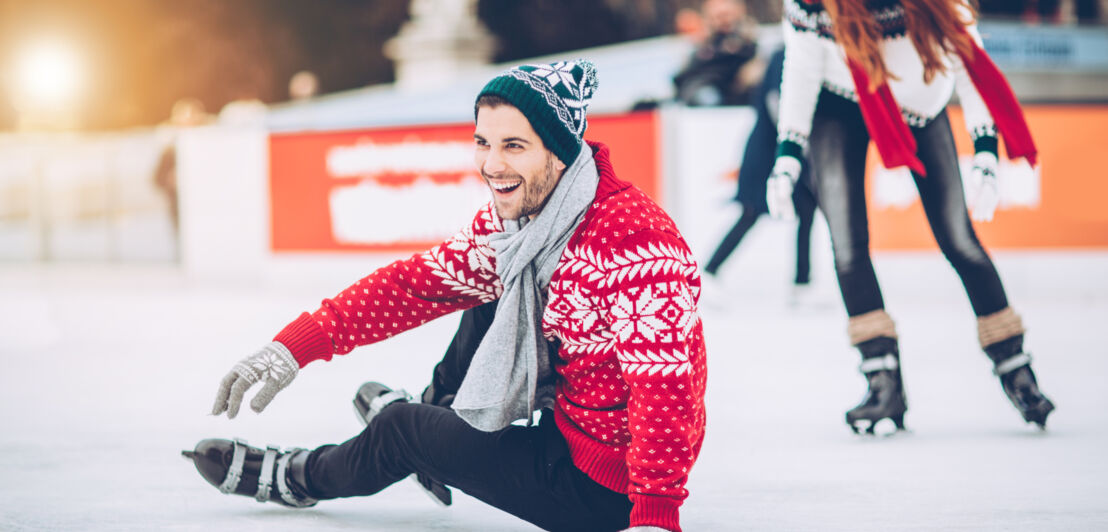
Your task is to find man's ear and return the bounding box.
[554,157,567,172]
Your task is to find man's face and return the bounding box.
[474,104,567,220]
[704,0,743,33]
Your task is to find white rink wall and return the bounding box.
[171,107,817,287]
[0,131,177,263]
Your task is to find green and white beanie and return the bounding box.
[476,59,599,165]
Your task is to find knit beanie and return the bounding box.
[475,59,599,166]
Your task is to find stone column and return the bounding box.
[384,0,498,89]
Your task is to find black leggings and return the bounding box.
[704,186,817,284]
[808,92,1009,318]
[302,302,633,532]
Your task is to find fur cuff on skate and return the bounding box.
[848,309,897,346]
[977,307,1025,349]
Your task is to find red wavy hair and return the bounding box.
[821,0,978,89]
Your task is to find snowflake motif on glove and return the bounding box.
[211,342,300,419]
[233,344,298,388]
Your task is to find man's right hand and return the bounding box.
[211,342,299,419]
[766,155,801,220]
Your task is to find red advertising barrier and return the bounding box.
[269,111,659,253]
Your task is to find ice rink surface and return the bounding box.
[2,248,1106,531]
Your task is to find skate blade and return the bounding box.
[411,475,452,507]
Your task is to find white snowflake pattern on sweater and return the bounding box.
[777,0,996,151]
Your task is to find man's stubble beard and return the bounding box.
[487,154,562,220]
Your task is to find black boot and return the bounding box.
[353,382,453,506]
[182,439,318,507]
[845,337,908,434]
[985,335,1055,428]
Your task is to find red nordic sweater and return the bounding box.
[274,142,707,531]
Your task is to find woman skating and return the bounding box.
[766,0,1054,433]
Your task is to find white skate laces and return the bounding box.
[858,353,899,374]
[993,351,1032,377]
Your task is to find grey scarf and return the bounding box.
[452,147,600,431]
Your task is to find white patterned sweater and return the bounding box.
[777,0,999,159]
[274,142,707,532]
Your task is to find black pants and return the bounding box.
[808,92,1009,318]
[704,186,817,284]
[302,302,633,532]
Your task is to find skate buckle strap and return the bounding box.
[370,389,413,416]
[255,445,279,502]
[276,449,318,508]
[858,353,899,374]
[993,351,1032,376]
[219,438,249,494]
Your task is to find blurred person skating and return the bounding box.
[154,98,212,258]
[185,60,706,532]
[673,0,761,106]
[703,47,818,304]
[766,0,1054,433]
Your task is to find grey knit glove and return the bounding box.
[211,341,299,419]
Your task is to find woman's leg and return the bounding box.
[809,93,904,432]
[911,111,1009,317]
[808,95,883,317]
[912,111,1054,427]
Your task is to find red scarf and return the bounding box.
[848,37,1038,176]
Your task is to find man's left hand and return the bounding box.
[211,342,299,418]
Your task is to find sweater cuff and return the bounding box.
[776,139,805,160]
[970,124,998,157]
[272,312,334,368]
[973,134,999,157]
[629,494,682,532]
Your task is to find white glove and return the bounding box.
[623,527,673,532]
[211,341,299,418]
[767,155,802,221]
[969,152,999,222]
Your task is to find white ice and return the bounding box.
[1,243,1106,530]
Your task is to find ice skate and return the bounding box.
[787,282,813,308]
[182,438,318,508]
[986,336,1055,429]
[353,381,453,506]
[845,337,907,435]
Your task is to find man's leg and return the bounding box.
[306,405,632,532]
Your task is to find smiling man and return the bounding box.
[186,60,706,532]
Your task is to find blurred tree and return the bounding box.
[0,0,409,130]
[0,0,781,131]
